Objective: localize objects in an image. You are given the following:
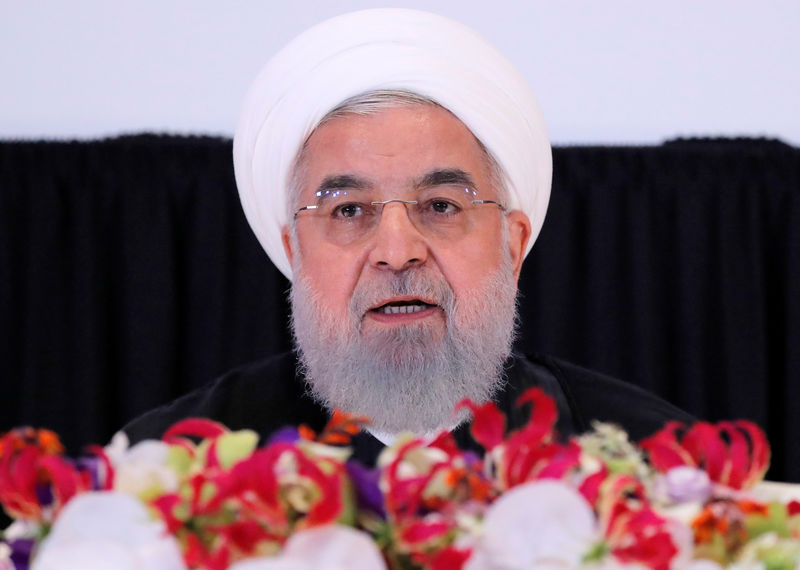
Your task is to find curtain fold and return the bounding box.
[1,136,798,480]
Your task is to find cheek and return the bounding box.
[436,225,507,292]
[295,239,363,312]
[440,256,499,300]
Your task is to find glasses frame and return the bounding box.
[293,197,506,216]
[291,187,507,245]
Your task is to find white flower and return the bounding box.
[682,561,725,570]
[229,525,387,570]
[0,543,13,570]
[3,519,41,541]
[31,491,186,570]
[104,432,178,497]
[465,480,600,569]
[575,556,720,570]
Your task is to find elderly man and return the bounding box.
[124,9,692,461]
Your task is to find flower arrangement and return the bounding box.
[1,388,796,570]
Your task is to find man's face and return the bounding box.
[285,104,528,332]
[282,104,531,432]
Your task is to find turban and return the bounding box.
[233,8,552,280]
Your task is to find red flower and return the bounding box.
[578,464,609,505]
[383,434,492,520]
[170,442,345,567]
[788,499,800,517]
[640,420,770,489]
[0,428,90,522]
[461,388,580,489]
[428,546,472,570]
[400,519,451,545]
[162,418,229,462]
[381,434,492,564]
[151,418,348,569]
[300,409,371,446]
[455,399,506,451]
[599,475,680,570]
[610,510,680,570]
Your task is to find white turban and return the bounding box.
[233,8,552,280]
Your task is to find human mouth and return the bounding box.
[374,300,437,315]
[366,298,440,322]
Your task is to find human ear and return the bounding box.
[505,210,531,281]
[281,225,296,270]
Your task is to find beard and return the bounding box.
[289,256,519,434]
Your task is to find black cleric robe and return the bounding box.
[123,351,694,465]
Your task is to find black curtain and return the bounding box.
[1,136,798,480]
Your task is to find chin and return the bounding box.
[365,323,448,365]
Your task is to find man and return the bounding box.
[124,9,692,461]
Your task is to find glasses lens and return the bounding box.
[310,189,376,244]
[411,185,477,238]
[298,185,496,245]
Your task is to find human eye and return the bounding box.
[423,198,461,216]
[330,201,369,220]
[418,184,473,216]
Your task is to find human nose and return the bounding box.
[367,201,429,271]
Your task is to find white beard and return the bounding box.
[289,257,519,434]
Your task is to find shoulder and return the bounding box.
[122,351,328,444]
[520,353,695,442]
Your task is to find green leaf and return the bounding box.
[337,478,357,526]
[693,534,729,565]
[582,541,609,563]
[167,445,193,475]
[748,503,790,540]
[215,430,259,469]
[762,549,799,570]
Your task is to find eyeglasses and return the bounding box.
[293,185,505,246]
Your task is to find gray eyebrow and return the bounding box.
[415,168,477,190]
[313,174,372,204]
[311,168,476,204]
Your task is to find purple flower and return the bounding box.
[34,483,53,507]
[664,466,712,503]
[462,450,482,467]
[9,538,35,570]
[267,427,301,445]
[346,461,385,518]
[75,456,104,490]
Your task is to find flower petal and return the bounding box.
[33,491,186,570]
[162,418,228,442]
[467,481,597,568]
[456,400,506,451]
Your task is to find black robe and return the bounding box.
[123,351,694,465]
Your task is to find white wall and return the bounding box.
[2,0,798,145]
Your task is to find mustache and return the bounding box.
[349,267,456,321]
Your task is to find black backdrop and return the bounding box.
[1,135,798,480]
